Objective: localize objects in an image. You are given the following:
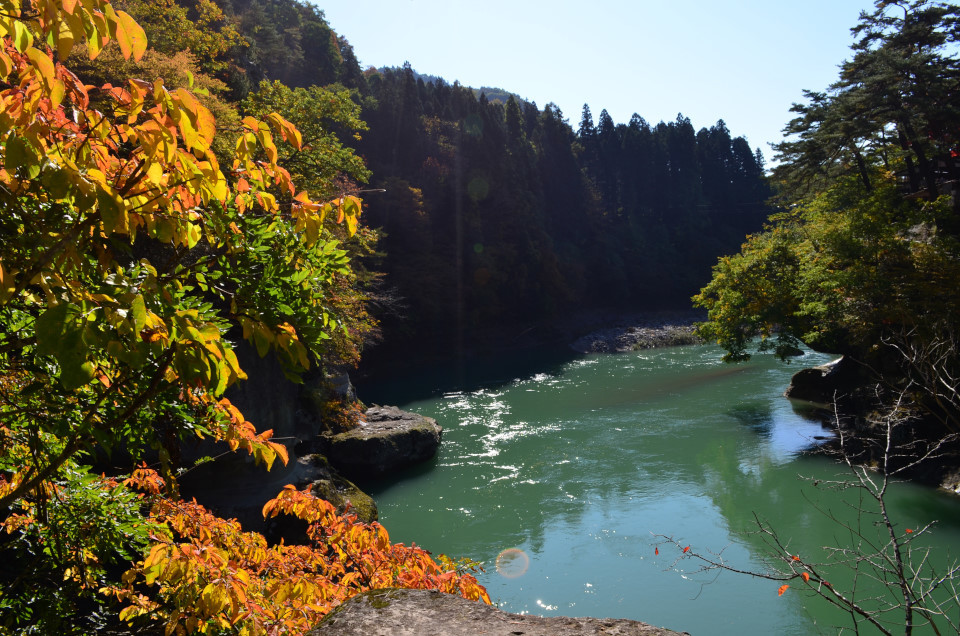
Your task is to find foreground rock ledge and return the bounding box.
[310,589,689,636]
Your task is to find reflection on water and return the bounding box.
[359,345,960,635]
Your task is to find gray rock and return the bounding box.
[323,406,443,478]
[940,468,960,496]
[570,312,703,354]
[310,589,689,636]
[297,454,378,523]
[784,357,849,405]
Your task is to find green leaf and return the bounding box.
[97,188,123,233]
[59,358,95,391]
[11,21,33,52]
[40,165,72,200]
[35,303,71,355]
[4,134,40,179]
[130,294,147,333]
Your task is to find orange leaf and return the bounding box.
[654,547,659,556]
[801,572,810,582]
[778,584,789,596]
[792,555,800,561]
[682,546,690,553]
[905,528,913,534]
[112,10,148,61]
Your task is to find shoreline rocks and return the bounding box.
[310,588,690,636]
[570,311,704,354]
[785,357,960,496]
[783,356,850,406]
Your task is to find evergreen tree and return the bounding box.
[578,103,596,139]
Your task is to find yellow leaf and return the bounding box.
[178,112,199,151]
[146,161,163,185]
[11,21,33,52]
[195,104,217,149]
[55,19,76,60]
[25,47,55,92]
[109,9,147,61]
[266,112,302,150]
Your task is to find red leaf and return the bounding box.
[778,584,789,596]
[905,528,914,534]
[792,555,800,561]
[682,546,690,553]
[655,547,659,556]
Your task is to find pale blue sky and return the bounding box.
[317,1,876,161]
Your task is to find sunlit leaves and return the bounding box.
[694,172,957,364]
[105,7,147,62]
[107,474,490,634]
[0,1,387,631]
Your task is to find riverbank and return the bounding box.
[357,307,706,382]
[568,310,704,354]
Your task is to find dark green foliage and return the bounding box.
[208,0,366,97]
[355,71,771,359]
[0,467,154,633]
[772,0,960,211]
[189,0,771,359]
[696,0,960,429]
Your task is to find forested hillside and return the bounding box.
[159,0,772,360]
[358,71,769,358]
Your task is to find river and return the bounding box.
[358,344,960,635]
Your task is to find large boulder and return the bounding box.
[309,588,689,636]
[322,406,443,479]
[784,356,857,405]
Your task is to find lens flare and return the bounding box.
[495,548,530,578]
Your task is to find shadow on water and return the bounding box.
[727,401,774,439]
[357,344,583,405]
[354,455,441,495]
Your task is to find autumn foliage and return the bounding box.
[0,0,488,632]
[100,469,489,635]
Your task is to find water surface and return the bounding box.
[360,345,960,635]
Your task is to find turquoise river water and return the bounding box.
[358,344,960,635]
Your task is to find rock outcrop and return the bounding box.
[784,356,856,405]
[320,406,443,479]
[309,589,689,636]
[295,454,378,522]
